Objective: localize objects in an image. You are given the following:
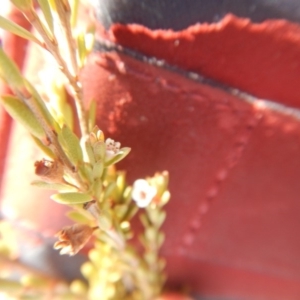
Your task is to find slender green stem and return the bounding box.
[16,89,86,191]
[24,8,88,137]
[53,0,89,137]
[54,0,78,76]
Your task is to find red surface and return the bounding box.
[80,50,300,299]
[157,293,192,300]
[111,14,300,109]
[0,9,30,188]
[1,9,300,300]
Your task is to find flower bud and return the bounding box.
[54,224,95,256]
[34,159,64,183]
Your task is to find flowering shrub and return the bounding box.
[0,1,170,299]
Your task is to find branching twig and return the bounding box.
[24,7,88,137]
[54,0,78,76]
[0,2,169,299]
[16,90,86,191]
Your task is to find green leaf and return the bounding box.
[82,139,95,164]
[146,209,166,228]
[70,0,80,27]
[99,231,122,249]
[147,208,159,225]
[88,99,96,132]
[0,47,25,90]
[105,147,131,167]
[11,0,32,10]
[124,203,138,220]
[48,0,56,11]
[93,141,106,161]
[67,210,92,224]
[98,209,112,231]
[0,95,45,139]
[144,251,157,265]
[78,163,93,183]
[51,192,91,204]
[24,79,60,131]
[31,180,76,191]
[77,31,87,68]
[114,204,128,220]
[156,210,166,228]
[37,0,54,34]
[47,81,72,129]
[139,213,150,228]
[145,227,157,243]
[122,186,132,204]
[60,124,83,165]
[32,135,55,158]
[63,102,74,130]
[103,182,116,201]
[0,16,42,46]
[160,190,171,206]
[92,160,104,179]
[116,171,126,194]
[93,178,103,200]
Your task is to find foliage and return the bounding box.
[0,1,170,299]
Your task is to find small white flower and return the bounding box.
[132,179,157,208]
[105,138,121,159]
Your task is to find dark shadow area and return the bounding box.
[94,0,300,30]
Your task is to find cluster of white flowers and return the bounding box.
[132,179,157,208]
[105,138,121,159]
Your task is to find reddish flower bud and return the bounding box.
[54,224,95,256]
[34,159,64,182]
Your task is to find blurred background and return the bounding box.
[1,0,300,299]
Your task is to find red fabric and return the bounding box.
[81,49,300,299]
[111,14,300,109]
[106,18,300,298]
[0,10,30,189]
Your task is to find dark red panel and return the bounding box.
[111,14,300,109]
[81,50,300,298]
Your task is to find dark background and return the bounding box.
[94,0,300,30]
